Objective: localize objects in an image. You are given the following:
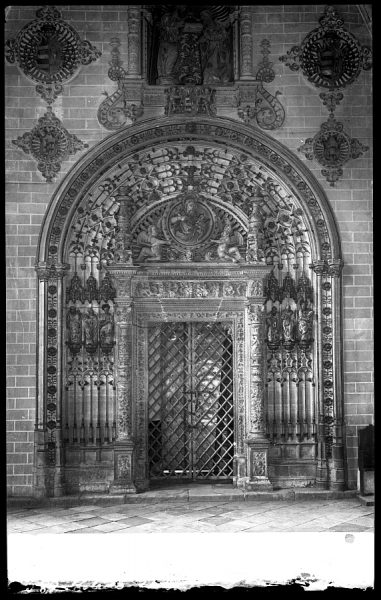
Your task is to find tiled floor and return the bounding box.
[7,496,374,534]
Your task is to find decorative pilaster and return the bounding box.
[245,287,272,490]
[106,188,137,493]
[310,257,344,490]
[239,7,255,80]
[34,260,70,497]
[126,6,142,78]
[327,258,345,490]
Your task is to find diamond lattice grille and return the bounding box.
[148,322,234,479]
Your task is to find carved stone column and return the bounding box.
[126,6,142,78]
[327,258,345,490]
[311,258,345,490]
[106,190,137,494]
[239,7,255,80]
[34,261,70,497]
[245,283,273,490]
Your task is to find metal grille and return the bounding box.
[148,322,234,480]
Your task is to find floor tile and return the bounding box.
[116,516,154,527]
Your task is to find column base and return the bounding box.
[245,478,273,491]
[109,482,137,495]
[112,441,136,494]
[246,436,273,490]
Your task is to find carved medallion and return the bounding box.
[279,6,372,90]
[12,107,88,182]
[5,6,101,104]
[163,194,214,247]
[298,114,369,186]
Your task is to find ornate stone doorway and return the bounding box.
[147,321,234,481]
[35,116,344,497]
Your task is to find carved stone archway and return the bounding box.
[35,116,344,496]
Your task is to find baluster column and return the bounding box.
[107,190,137,494]
[244,272,273,490]
[126,6,142,79]
[239,7,255,80]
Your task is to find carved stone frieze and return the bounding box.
[298,114,369,186]
[133,280,247,298]
[12,107,88,182]
[5,5,101,104]
[165,86,216,116]
[36,261,70,281]
[279,6,372,90]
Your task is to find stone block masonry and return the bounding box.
[5,5,372,494]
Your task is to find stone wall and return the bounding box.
[5,5,372,494]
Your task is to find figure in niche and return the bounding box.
[99,304,114,353]
[83,308,98,354]
[211,219,243,262]
[199,10,233,84]
[67,273,84,304]
[66,306,82,354]
[136,225,169,262]
[282,304,295,347]
[297,301,314,345]
[266,306,281,347]
[84,274,98,303]
[156,7,185,84]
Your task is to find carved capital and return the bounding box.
[327,258,344,278]
[310,260,327,276]
[115,303,132,324]
[35,261,70,281]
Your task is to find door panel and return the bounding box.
[148,322,234,480]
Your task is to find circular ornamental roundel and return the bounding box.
[163,193,215,248]
[16,16,82,85]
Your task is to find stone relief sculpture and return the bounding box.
[210,219,243,263]
[136,225,169,262]
[151,6,233,86]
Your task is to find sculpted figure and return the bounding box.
[282,305,295,344]
[66,306,82,350]
[99,304,114,351]
[298,301,314,343]
[83,308,98,352]
[266,306,280,345]
[199,10,233,84]
[157,7,185,84]
[136,225,169,262]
